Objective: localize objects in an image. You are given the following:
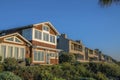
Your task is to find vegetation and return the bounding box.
[59,52,76,63]
[0,71,22,80]
[0,57,120,80]
[99,0,120,6]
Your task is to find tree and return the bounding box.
[99,0,120,6]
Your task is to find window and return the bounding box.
[34,50,44,61]
[1,45,6,60]
[5,37,14,41]
[0,44,25,61]
[43,33,49,41]
[34,29,42,40]
[8,46,13,57]
[5,37,23,44]
[20,48,25,59]
[50,53,55,57]
[14,47,19,59]
[43,26,49,31]
[15,38,22,43]
[50,35,55,43]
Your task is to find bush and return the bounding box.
[3,58,18,71]
[0,71,22,80]
[0,63,4,72]
[0,56,2,61]
[59,52,76,63]
[25,58,32,66]
[95,72,108,80]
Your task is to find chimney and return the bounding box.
[61,34,67,38]
[76,40,82,44]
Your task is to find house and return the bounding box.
[57,34,86,62]
[0,33,32,61]
[0,22,60,65]
[85,48,100,62]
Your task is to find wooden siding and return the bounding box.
[0,35,31,59]
[31,40,56,49]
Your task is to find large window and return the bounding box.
[50,35,55,43]
[43,33,49,41]
[34,50,44,61]
[34,29,42,40]
[0,44,25,61]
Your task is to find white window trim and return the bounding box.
[42,25,50,32]
[49,51,58,59]
[50,34,56,44]
[43,32,49,42]
[4,36,23,44]
[0,43,25,61]
[34,29,42,40]
[33,28,57,45]
[33,49,45,62]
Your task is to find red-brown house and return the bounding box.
[0,22,60,65]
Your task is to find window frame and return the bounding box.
[0,43,25,61]
[42,25,49,32]
[43,32,49,42]
[34,29,42,40]
[4,36,23,44]
[50,35,55,43]
[33,50,45,62]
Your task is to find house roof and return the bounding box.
[33,22,60,35]
[0,32,32,46]
[0,21,60,35]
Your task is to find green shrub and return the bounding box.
[0,56,2,61]
[0,63,4,72]
[25,57,32,66]
[0,71,22,80]
[59,52,76,63]
[95,72,108,80]
[3,58,18,71]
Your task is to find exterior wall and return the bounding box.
[85,48,99,61]
[32,24,57,46]
[0,22,61,65]
[31,48,59,65]
[0,35,31,61]
[57,34,86,61]
[22,28,32,40]
[31,40,56,49]
[57,36,69,52]
[69,40,85,60]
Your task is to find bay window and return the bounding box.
[0,44,25,61]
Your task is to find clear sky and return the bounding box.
[0,0,120,61]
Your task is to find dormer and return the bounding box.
[21,22,59,46]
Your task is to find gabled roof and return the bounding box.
[0,32,32,46]
[0,21,60,35]
[33,21,60,35]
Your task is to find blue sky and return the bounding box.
[0,0,120,61]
